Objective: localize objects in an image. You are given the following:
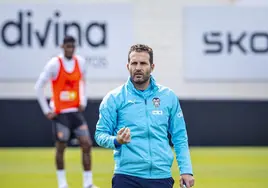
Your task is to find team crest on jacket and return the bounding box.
[152,97,160,108]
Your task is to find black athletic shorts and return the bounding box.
[51,111,90,142]
[112,174,175,188]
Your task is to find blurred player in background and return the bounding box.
[35,35,98,188]
[95,44,195,188]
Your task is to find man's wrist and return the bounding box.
[181,173,193,176]
[114,138,122,148]
[44,108,52,115]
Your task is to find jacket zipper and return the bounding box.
[145,99,152,177]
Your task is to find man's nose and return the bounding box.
[135,63,142,70]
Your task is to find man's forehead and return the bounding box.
[64,42,75,46]
[129,51,150,61]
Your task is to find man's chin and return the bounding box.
[133,78,146,85]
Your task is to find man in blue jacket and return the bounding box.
[95,44,194,188]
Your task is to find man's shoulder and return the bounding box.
[45,56,60,69]
[156,84,179,105]
[75,55,86,63]
[105,85,125,99]
[75,55,87,71]
[100,85,125,107]
[156,84,176,96]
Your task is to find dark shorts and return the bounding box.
[52,111,90,142]
[112,174,175,188]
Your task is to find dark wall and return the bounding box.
[0,99,267,147]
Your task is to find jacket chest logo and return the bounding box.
[152,97,163,115]
[152,97,160,107]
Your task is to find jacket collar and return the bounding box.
[126,75,159,99]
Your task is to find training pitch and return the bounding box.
[0,147,267,188]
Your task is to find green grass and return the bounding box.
[0,147,267,188]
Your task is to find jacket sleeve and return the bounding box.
[168,92,193,175]
[94,93,118,150]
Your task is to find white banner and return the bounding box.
[0,3,133,80]
[183,6,268,81]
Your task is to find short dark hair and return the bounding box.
[128,44,153,64]
[63,35,75,44]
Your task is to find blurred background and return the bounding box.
[0,0,268,187]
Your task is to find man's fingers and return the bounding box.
[124,127,130,134]
[121,128,128,139]
[117,127,126,135]
[180,178,189,188]
[123,128,130,134]
[179,178,184,188]
[122,128,130,138]
[47,113,57,120]
[185,181,191,188]
[189,179,194,187]
[117,127,131,144]
[121,128,131,143]
[124,132,131,142]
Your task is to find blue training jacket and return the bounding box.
[94,76,193,179]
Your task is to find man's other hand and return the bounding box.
[46,112,57,120]
[180,174,194,188]
[78,105,85,112]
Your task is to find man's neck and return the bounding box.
[64,55,73,60]
[133,80,150,91]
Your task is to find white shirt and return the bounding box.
[34,54,87,114]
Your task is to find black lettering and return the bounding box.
[54,11,60,46]
[35,20,52,47]
[0,10,108,48]
[86,23,106,47]
[64,22,81,46]
[26,11,32,47]
[250,32,268,53]
[203,32,222,54]
[1,11,23,47]
[227,32,246,54]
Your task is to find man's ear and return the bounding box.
[151,63,155,72]
[127,63,130,71]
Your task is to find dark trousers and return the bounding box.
[112,174,174,188]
